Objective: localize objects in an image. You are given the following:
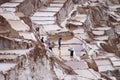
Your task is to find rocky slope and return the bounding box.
[0,0,120,80]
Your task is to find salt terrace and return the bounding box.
[0,0,120,80]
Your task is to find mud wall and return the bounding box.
[56,0,74,25]
[0,36,33,50]
[0,16,19,38]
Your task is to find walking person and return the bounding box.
[58,37,62,50]
[70,50,74,58]
[68,47,74,58]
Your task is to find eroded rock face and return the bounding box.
[17,0,41,16]
[0,16,19,38]
[85,3,108,28]
[56,0,74,24]
[17,0,53,16]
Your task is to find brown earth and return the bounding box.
[0,16,20,38]
[0,0,10,4]
[49,31,74,42]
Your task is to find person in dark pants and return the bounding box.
[68,47,74,58]
[41,37,44,43]
[70,50,74,58]
[58,37,62,50]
